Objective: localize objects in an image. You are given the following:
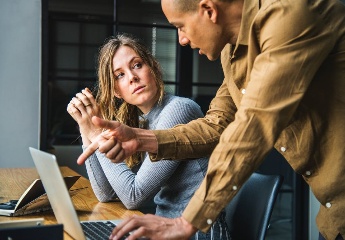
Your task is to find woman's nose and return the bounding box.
[129,73,139,83]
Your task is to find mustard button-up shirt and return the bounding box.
[151,0,345,238]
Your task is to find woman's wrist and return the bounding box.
[80,127,101,143]
[80,134,92,146]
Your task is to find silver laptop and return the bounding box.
[29,147,126,240]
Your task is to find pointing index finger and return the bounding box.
[77,141,99,165]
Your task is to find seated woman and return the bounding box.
[67,34,230,239]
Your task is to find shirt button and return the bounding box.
[232,185,238,191]
[280,146,286,152]
[325,202,332,208]
[241,89,246,94]
[207,219,213,225]
[305,171,311,176]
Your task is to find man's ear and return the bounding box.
[199,0,218,23]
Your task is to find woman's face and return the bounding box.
[112,45,159,114]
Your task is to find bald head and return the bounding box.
[161,0,200,13]
[175,0,200,12]
[163,0,234,13]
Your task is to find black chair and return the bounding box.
[225,172,283,240]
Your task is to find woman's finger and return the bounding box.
[67,102,81,119]
[70,96,89,116]
[75,92,92,108]
[81,88,96,105]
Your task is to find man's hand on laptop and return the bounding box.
[77,116,140,165]
[109,214,197,240]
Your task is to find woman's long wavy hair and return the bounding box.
[96,33,165,168]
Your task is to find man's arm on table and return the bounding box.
[110,215,197,240]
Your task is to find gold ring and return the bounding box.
[84,103,92,107]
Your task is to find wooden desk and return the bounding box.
[0,167,142,239]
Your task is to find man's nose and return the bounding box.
[178,29,189,46]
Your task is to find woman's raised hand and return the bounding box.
[67,88,102,144]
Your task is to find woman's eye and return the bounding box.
[133,62,142,69]
[115,72,124,80]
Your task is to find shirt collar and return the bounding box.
[236,0,259,46]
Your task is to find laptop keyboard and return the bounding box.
[81,221,129,240]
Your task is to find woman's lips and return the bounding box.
[133,86,145,94]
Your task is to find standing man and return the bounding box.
[79,0,345,239]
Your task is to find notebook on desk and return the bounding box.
[28,147,129,240]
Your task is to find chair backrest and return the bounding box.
[225,172,283,240]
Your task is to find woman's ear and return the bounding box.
[114,92,122,98]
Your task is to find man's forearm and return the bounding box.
[135,128,158,154]
[179,216,198,237]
